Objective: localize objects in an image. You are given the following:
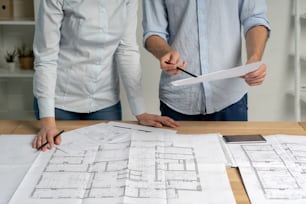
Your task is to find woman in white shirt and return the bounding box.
[32,0,178,151]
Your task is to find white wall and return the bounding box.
[0,0,305,121]
[249,0,306,121]
[120,1,161,120]
[249,0,295,121]
[121,0,306,121]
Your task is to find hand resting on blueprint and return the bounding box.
[32,114,179,152]
[136,113,179,128]
[32,117,61,152]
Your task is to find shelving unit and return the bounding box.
[0,68,33,78]
[0,18,35,25]
[301,56,306,104]
[0,0,37,119]
[301,86,306,103]
[292,0,306,121]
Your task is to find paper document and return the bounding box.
[227,135,306,203]
[108,121,177,134]
[57,122,177,154]
[172,61,263,86]
[8,124,235,204]
[0,135,38,204]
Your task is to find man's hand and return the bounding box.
[242,63,267,86]
[32,117,62,152]
[136,113,179,128]
[242,57,267,86]
[161,53,187,76]
[145,35,187,76]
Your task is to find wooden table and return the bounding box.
[1,120,306,204]
[299,122,306,131]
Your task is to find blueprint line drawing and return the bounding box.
[9,123,235,204]
[282,143,306,174]
[226,135,306,203]
[241,144,306,200]
[30,140,202,200]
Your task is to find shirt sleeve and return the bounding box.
[33,0,63,118]
[115,0,145,116]
[142,0,169,45]
[239,0,271,37]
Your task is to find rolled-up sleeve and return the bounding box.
[33,0,63,118]
[239,0,271,37]
[142,0,169,44]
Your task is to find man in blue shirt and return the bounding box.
[143,0,271,121]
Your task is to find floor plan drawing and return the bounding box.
[282,142,306,174]
[241,144,306,200]
[9,123,235,204]
[30,141,201,200]
[228,135,306,203]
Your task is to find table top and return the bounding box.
[300,122,306,131]
[1,120,306,135]
[1,120,306,204]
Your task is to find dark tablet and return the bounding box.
[223,134,266,143]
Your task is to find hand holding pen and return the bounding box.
[33,128,64,151]
[37,130,64,151]
[164,61,197,77]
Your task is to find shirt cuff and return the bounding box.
[128,97,146,116]
[37,98,55,118]
[143,31,168,48]
[243,19,271,37]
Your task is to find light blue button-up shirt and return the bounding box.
[143,0,270,115]
[33,0,145,118]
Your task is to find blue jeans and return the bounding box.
[34,98,122,120]
[160,94,248,121]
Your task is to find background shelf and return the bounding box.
[0,68,34,78]
[0,18,35,25]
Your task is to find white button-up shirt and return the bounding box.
[33,0,145,118]
[143,0,270,115]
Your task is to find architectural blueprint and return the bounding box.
[9,122,235,204]
[227,135,306,204]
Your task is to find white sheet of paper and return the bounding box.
[57,122,177,154]
[8,128,235,204]
[108,121,177,134]
[172,61,263,86]
[0,135,38,204]
[226,135,306,203]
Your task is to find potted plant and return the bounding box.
[17,44,34,70]
[4,49,17,71]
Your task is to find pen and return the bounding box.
[37,130,65,151]
[165,61,197,77]
[176,67,198,78]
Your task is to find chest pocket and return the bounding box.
[62,0,107,42]
[164,0,195,38]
